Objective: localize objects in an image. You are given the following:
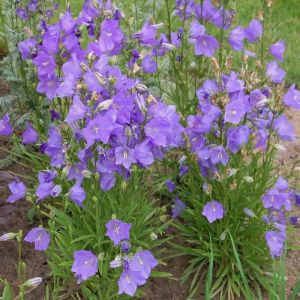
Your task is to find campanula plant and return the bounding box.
[1,0,300,299]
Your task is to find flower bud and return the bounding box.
[162,43,176,50]
[135,83,148,92]
[110,255,122,269]
[95,72,107,86]
[103,10,113,18]
[0,232,18,241]
[80,62,88,72]
[244,176,254,183]
[150,233,158,240]
[243,208,256,218]
[82,170,92,178]
[24,277,42,288]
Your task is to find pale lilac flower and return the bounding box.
[0,114,13,136]
[245,19,263,42]
[24,228,50,251]
[165,179,175,192]
[266,61,286,84]
[273,114,295,141]
[7,181,27,203]
[105,219,131,246]
[22,123,39,144]
[118,267,146,296]
[130,250,158,279]
[269,40,285,62]
[283,84,300,109]
[224,100,246,124]
[65,95,87,123]
[172,197,186,218]
[229,26,245,51]
[202,201,224,223]
[71,250,98,283]
[209,146,229,166]
[265,231,286,257]
[142,55,157,74]
[69,183,86,207]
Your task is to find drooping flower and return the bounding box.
[130,250,158,279]
[118,262,147,296]
[82,114,116,147]
[7,181,27,203]
[202,200,224,223]
[24,228,50,251]
[105,219,132,246]
[98,19,124,55]
[165,179,175,193]
[69,183,86,207]
[132,20,158,47]
[189,20,219,57]
[209,146,229,166]
[273,114,295,141]
[229,26,245,51]
[65,95,87,123]
[71,250,98,283]
[0,114,13,136]
[265,230,286,257]
[22,123,39,144]
[266,61,286,84]
[283,84,300,109]
[172,197,186,218]
[245,19,263,42]
[142,55,157,74]
[269,40,285,62]
[226,125,250,153]
[275,177,289,191]
[262,189,283,210]
[18,38,36,60]
[16,8,28,20]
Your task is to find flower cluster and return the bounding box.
[106,219,157,296]
[263,177,298,257]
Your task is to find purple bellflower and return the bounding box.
[202,200,224,223]
[22,123,39,144]
[7,181,27,203]
[71,250,98,283]
[0,114,13,136]
[105,219,132,246]
[24,228,50,251]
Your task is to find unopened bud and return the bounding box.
[266,0,272,8]
[210,57,220,75]
[95,72,107,86]
[244,176,254,183]
[95,99,113,112]
[80,62,88,72]
[110,255,122,268]
[24,277,42,288]
[0,232,18,241]
[162,43,176,50]
[150,233,158,240]
[82,170,92,178]
[135,83,148,92]
[103,10,113,18]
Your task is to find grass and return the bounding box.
[236,0,300,86]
